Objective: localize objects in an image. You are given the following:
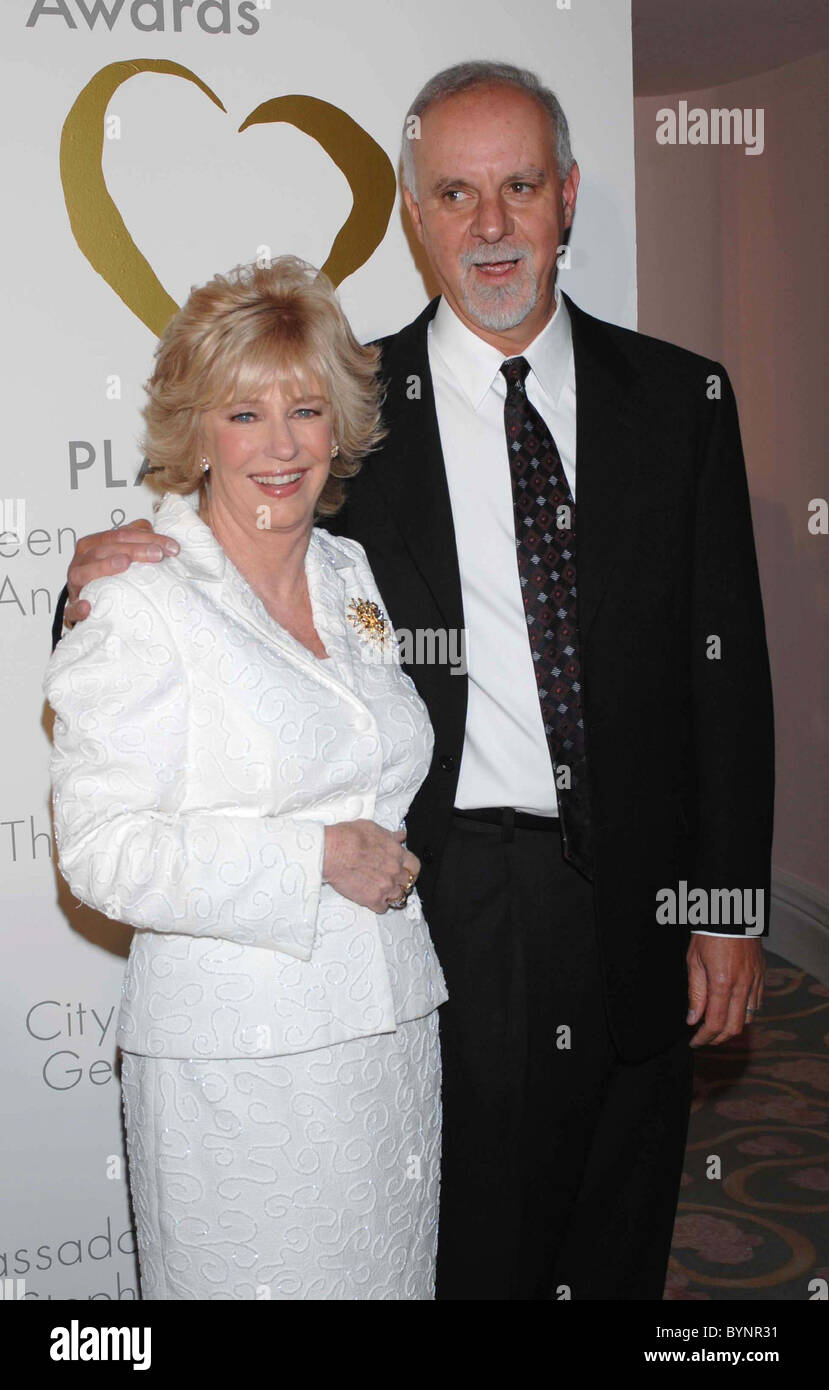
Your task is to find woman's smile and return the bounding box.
[249,469,310,498]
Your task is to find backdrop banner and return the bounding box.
[1,0,634,1299]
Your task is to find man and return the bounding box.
[52,61,774,1301]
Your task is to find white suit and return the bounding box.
[45,489,448,1299]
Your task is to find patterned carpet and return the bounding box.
[666,951,829,1300]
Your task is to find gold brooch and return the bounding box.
[346,597,392,652]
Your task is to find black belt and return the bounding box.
[452,806,560,834]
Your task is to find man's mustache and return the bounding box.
[460,245,531,268]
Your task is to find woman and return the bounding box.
[44,256,448,1300]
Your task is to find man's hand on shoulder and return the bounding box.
[686,934,765,1048]
[64,518,180,628]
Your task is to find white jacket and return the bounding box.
[44,490,448,1059]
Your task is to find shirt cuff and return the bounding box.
[690,929,747,937]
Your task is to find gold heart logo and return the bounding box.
[60,58,397,336]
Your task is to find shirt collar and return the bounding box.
[429,282,572,412]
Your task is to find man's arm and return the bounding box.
[685,362,775,1045]
[51,586,70,652]
[51,518,179,650]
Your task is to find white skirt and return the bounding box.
[120,1011,442,1300]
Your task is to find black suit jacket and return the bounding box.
[325,293,775,1061]
[52,292,775,1062]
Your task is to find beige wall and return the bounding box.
[634,51,829,895]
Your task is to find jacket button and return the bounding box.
[439,754,456,772]
[422,844,434,864]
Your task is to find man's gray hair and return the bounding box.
[400,59,575,196]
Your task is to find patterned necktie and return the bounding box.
[500,356,593,879]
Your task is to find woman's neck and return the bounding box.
[201,491,312,611]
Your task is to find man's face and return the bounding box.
[403,84,579,351]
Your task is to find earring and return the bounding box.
[201,456,210,474]
[330,444,339,458]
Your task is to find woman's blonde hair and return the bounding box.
[140,256,385,516]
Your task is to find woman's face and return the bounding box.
[200,375,334,540]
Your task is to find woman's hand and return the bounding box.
[322,821,420,913]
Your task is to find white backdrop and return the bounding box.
[1,0,635,1298]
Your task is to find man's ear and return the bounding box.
[402,187,425,245]
[561,160,580,232]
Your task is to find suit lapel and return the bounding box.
[564,293,642,641]
[304,531,358,693]
[372,299,465,635]
[155,491,367,708]
[374,294,644,646]
[218,536,366,706]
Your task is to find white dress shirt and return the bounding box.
[428,294,721,938]
[428,287,575,816]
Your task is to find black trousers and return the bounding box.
[428,812,694,1301]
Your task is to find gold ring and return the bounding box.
[398,869,416,903]
[387,870,416,910]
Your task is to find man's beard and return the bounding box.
[458,244,539,331]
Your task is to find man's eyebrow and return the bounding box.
[431,175,471,195]
[430,168,548,195]
[505,167,547,183]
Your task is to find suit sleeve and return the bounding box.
[44,576,326,959]
[689,364,774,936]
[51,584,69,651]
